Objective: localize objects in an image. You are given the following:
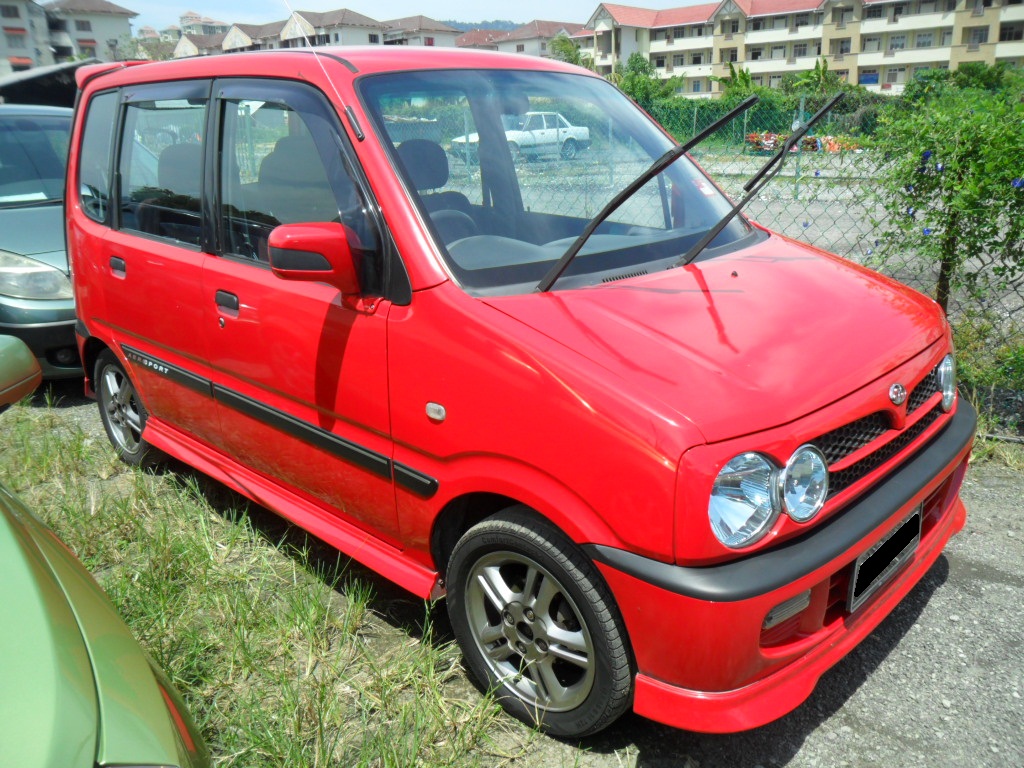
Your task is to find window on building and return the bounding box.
[78,44,96,57]
[859,68,879,85]
[655,56,666,67]
[653,29,667,41]
[5,31,25,48]
[750,46,763,60]
[752,75,764,85]
[915,31,934,47]
[865,7,884,19]
[836,69,849,81]
[941,29,953,45]
[769,74,783,88]
[540,41,546,51]
[966,25,989,44]
[835,38,851,54]
[833,8,853,25]
[751,19,765,31]
[889,34,907,50]
[424,36,434,46]
[1,5,19,18]
[516,43,524,52]
[893,3,907,19]
[673,54,685,66]
[691,52,703,64]
[721,47,738,63]
[333,33,339,42]
[694,25,705,36]
[886,66,906,84]
[771,44,786,59]
[773,15,787,29]
[314,34,329,46]
[919,0,937,12]
[1000,23,1024,41]
[795,13,810,26]
[793,43,808,57]
[728,20,739,34]
[368,33,379,43]
[863,35,881,52]
[75,20,92,32]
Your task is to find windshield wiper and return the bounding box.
[536,95,759,293]
[674,93,844,268]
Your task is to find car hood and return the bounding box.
[483,235,945,444]
[0,484,208,768]
[0,486,98,768]
[0,204,68,270]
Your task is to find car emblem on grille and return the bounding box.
[889,382,907,406]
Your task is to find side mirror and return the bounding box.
[267,222,360,296]
[0,335,42,412]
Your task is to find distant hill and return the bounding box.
[442,20,519,32]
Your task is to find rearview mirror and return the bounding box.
[268,222,360,296]
[0,335,42,412]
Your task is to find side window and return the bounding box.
[78,90,118,224]
[216,83,383,293]
[119,96,207,247]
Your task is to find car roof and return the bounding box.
[0,104,74,117]
[76,46,596,89]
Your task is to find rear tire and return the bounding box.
[95,349,161,467]
[447,506,633,737]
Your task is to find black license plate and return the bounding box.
[848,508,922,613]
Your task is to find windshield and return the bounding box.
[360,69,753,294]
[0,113,71,208]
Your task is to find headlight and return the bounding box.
[0,250,73,300]
[709,452,779,548]
[937,354,956,411]
[780,445,829,522]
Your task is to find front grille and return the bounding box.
[814,412,890,465]
[810,360,945,499]
[907,368,939,414]
[827,408,941,496]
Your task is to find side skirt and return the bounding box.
[142,417,442,599]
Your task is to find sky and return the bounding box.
[127,0,696,34]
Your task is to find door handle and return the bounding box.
[215,290,239,311]
[110,256,126,275]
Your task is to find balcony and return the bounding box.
[862,12,952,33]
[1005,5,1024,22]
[995,40,1024,57]
[859,46,952,65]
[650,36,711,52]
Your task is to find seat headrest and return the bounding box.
[158,143,202,198]
[259,135,328,186]
[396,140,448,191]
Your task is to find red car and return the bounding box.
[66,48,974,738]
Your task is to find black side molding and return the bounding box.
[586,400,977,602]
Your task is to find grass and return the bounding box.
[0,395,540,767]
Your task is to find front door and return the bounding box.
[201,79,399,541]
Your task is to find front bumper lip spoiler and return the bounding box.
[585,399,976,602]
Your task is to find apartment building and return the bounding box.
[2,0,53,72]
[383,15,460,46]
[585,0,1024,95]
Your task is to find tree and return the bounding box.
[793,57,841,95]
[874,66,1024,313]
[549,34,593,71]
[615,52,683,110]
[710,61,753,96]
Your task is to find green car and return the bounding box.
[0,335,209,767]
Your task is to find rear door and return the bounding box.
[201,78,401,541]
[96,81,221,444]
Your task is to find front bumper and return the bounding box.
[0,298,81,378]
[588,399,976,733]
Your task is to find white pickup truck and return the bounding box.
[451,111,591,161]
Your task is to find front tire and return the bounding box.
[95,349,160,467]
[447,507,633,737]
[560,139,579,161]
